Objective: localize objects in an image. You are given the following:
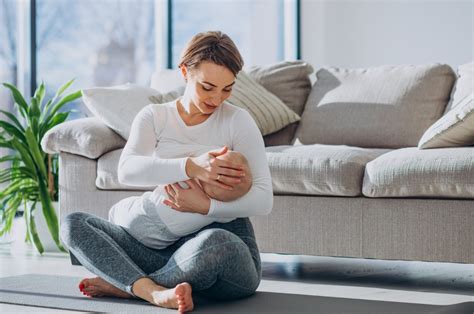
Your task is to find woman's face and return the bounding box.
[181,61,236,115]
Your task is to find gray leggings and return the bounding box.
[60,212,261,301]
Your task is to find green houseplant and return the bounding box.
[0,80,81,254]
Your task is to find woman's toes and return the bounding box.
[83,285,94,292]
[79,278,89,291]
[83,286,100,297]
[175,283,193,312]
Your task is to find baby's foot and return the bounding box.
[79,277,133,298]
[149,282,194,313]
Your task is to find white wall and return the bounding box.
[301,0,473,69]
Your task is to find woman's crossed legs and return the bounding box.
[60,212,261,312]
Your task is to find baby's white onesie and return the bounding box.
[108,98,273,249]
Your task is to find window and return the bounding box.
[36,0,156,118]
[0,0,17,113]
[171,0,288,68]
[2,0,299,118]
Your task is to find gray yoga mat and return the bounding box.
[0,274,473,313]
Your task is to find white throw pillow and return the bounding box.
[151,70,301,136]
[418,92,474,149]
[444,62,473,113]
[81,83,182,139]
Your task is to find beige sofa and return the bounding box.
[43,61,474,264]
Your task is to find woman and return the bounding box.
[60,31,273,313]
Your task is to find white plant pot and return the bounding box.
[30,201,64,253]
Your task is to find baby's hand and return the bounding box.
[163,180,211,215]
[186,146,245,190]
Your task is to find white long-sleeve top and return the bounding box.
[117,98,273,228]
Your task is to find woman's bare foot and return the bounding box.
[79,277,133,298]
[132,277,194,313]
[173,283,194,313]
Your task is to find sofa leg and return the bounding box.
[69,251,82,266]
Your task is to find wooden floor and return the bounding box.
[1,216,473,313]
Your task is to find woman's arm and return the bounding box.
[206,109,274,219]
[117,104,190,186]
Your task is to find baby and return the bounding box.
[108,149,253,250]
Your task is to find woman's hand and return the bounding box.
[185,146,245,190]
[163,179,211,215]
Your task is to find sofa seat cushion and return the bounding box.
[266,145,391,196]
[363,147,474,199]
[97,145,391,196]
[96,149,152,191]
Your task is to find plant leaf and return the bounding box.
[0,120,26,143]
[43,90,81,126]
[34,81,46,109]
[10,138,36,176]
[0,195,21,236]
[56,78,75,99]
[24,127,47,179]
[39,112,69,139]
[2,83,29,118]
[43,79,76,116]
[39,99,53,122]
[26,201,44,254]
[0,109,25,132]
[37,179,66,252]
[30,97,41,135]
[23,199,32,243]
[0,155,20,164]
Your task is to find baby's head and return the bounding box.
[200,150,253,202]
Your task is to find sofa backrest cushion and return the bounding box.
[294,64,456,148]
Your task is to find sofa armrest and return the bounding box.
[41,117,126,159]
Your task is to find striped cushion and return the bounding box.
[226,71,300,135]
